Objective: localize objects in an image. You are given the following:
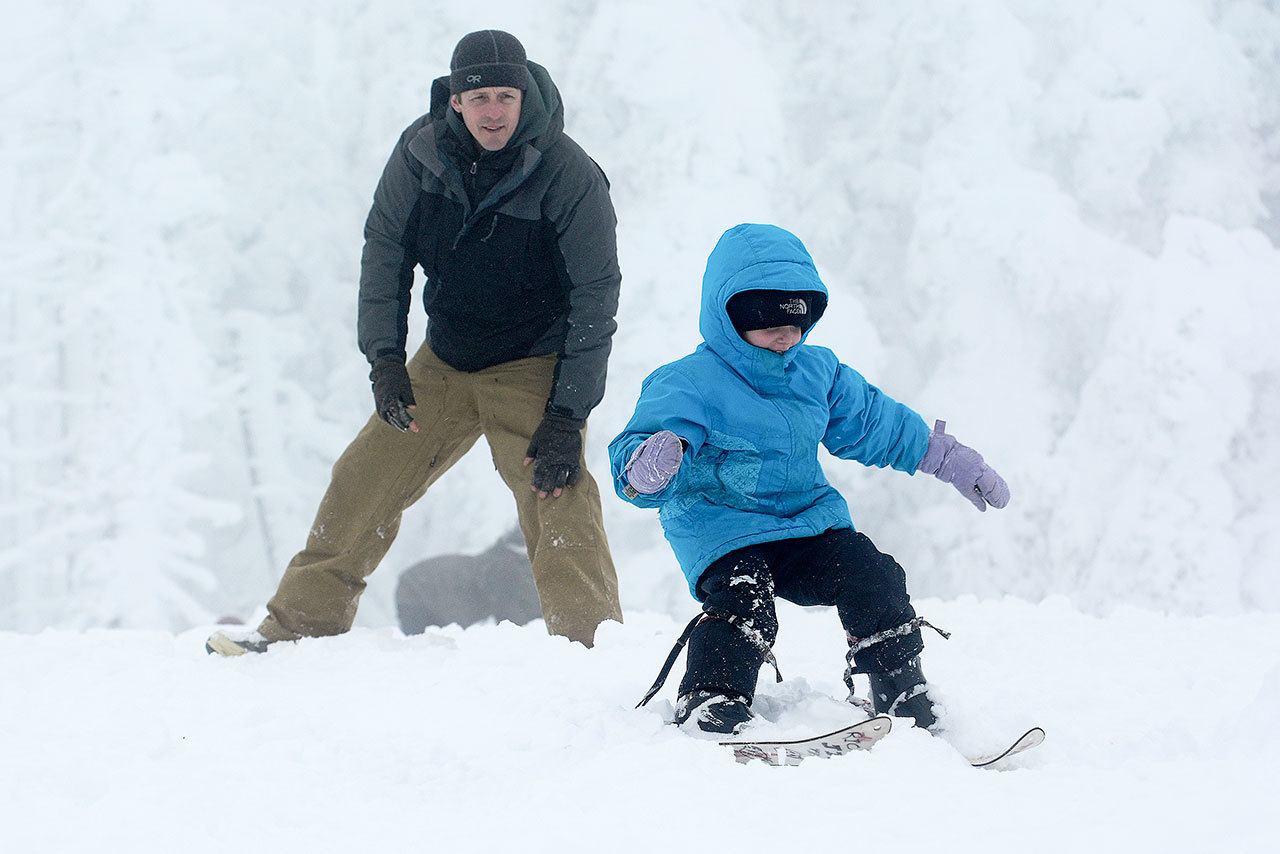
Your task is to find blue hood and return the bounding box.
[699,224,829,387]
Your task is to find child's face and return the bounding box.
[743,325,803,353]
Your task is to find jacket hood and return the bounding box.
[699,224,829,383]
[428,60,564,154]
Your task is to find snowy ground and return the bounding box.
[3,598,1278,853]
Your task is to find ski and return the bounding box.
[720,715,893,766]
[966,726,1045,768]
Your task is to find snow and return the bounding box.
[3,0,1280,849]
[3,601,1279,852]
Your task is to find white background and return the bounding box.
[6,1,1278,632]
[3,4,1280,852]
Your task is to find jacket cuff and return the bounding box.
[541,409,586,431]
[370,349,406,368]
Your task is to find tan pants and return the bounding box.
[259,343,622,647]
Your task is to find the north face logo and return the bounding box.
[780,298,808,315]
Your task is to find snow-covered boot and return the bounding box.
[205,629,276,657]
[673,690,755,736]
[868,656,938,730]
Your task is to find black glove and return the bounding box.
[370,358,416,432]
[525,413,584,494]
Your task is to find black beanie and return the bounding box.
[450,30,529,95]
[727,289,827,334]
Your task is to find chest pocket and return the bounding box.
[416,190,560,320]
[414,191,460,283]
[665,430,766,519]
[464,212,536,285]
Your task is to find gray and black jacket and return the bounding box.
[358,61,620,423]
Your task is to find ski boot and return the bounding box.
[673,690,755,736]
[868,656,938,730]
[205,629,276,657]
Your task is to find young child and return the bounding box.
[608,223,1010,736]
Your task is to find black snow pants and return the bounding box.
[677,527,923,703]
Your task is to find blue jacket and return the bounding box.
[608,224,930,598]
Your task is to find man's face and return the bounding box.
[743,325,803,353]
[450,86,523,151]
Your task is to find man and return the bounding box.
[207,29,623,654]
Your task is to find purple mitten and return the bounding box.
[917,420,1011,512]
[624,430,685,495]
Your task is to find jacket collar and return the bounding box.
[408,60,562,225]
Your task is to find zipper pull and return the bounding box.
[470,162,477,175]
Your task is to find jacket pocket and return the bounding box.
[713,449,763,508]
[682,440,763,512]
[468,213,534,288]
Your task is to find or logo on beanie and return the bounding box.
[467,75,481,83]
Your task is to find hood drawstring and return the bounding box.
[481,215,498,242]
